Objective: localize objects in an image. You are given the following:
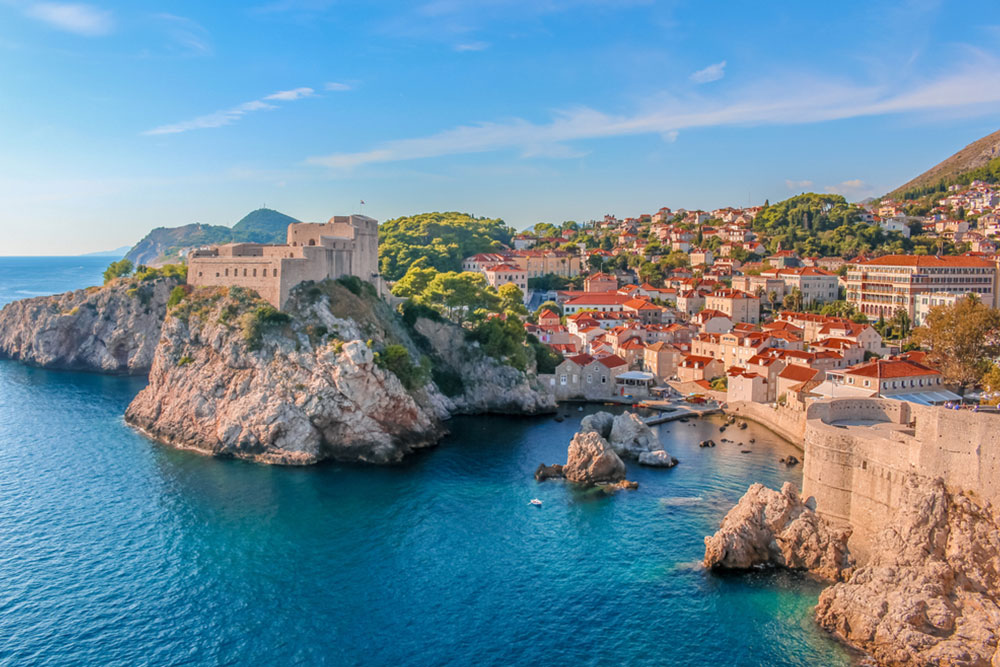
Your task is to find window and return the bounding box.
[243,269,248,277]
[225,268,229,277]
[601,376,607,384]
[587,374,593,384]
[560,375,567,385]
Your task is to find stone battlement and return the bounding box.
[187,215,379,309]
[801,398,1000,561]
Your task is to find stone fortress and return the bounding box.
[729,396,1000,562]
[187,214,380,309]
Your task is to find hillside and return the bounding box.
[889,128,1000,199]
[124,208,299,267]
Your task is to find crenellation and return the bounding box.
[187,214,380,309]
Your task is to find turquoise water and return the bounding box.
[0,258,854,666]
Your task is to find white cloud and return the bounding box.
[662,130,679,143]
[144,87,315,135]
[690,60,726,84]
[325,81,352,91]
[454,41,490,52]
[263,87,315,101]
[306,59,1000,170]
[785,179,813,190]
[25,2,113,36]
[825,179,872,199]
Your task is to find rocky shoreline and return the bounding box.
[705,475,1000,666]
[0,274,181,375]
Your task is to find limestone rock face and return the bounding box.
[562,431,626,485]
[579,411,615,439]
[413,317,556,415]
[126,283,455,465]
[814,475,1000,667]
[703,482,853,581]
[0,276,180,374]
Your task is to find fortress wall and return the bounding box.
[801,398,1000,563]
[724,401,806,447]
[188,257,283,308]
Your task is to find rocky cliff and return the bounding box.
[124,280,554,465]
[703,482,853,581]
[0,275,181,374]
[815,475,1000,667]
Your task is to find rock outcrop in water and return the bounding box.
[562,431,626,485]
[814,475,1000,667]
[0,274,181,374]
[581,410,675,464]
[125,280,554,465]
[703,482,853,581]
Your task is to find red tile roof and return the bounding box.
[857,255,994,268]
[844,359,940,379]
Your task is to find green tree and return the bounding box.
[497,283,529,317]
[391,260,438,298]
[418,271,499,324]
[103,259,134,284]
[912,295,1000,395]
[890,308,911,339]
[782,288,803,312]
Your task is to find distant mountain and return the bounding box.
[79,245,132,258]
[888,128,1000,199]
[124,208,299,267]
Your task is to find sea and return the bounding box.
[0,257,855,666]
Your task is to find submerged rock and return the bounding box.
[0,274,181,374]
[534,463,564,481]
[562,431,626,485]
[814,475,1000,667]
[703,482,853,581]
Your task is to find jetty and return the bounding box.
[637,399,722,425]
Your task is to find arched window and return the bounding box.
[253,269,257,277]
[308,239,316,246]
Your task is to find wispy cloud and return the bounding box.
[263,87,315,101]
[785,179,813,190]
[325,81,352,91]
[306,60,1000,169]
[454,41,490,52]
[690,60,726,84]
[153,13,211,56]
[144,87,315,136]
[825,179,873,199]
[24,2,113,36]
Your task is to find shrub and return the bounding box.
[374,344,428,390]
[240,304,292,348]
[167,285,188,308]
[337,275,364,296]
[177,355,194,366]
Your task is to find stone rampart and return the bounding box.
[724,401,806,448]
[801,398,1000,562]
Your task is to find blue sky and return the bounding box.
[1,0,999,254]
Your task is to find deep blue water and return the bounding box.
[0,258,854,666]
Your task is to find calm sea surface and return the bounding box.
[0,257,853,666]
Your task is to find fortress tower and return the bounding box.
[187,214,381,309]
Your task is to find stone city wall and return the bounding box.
[801,398,1000,562]
[724,401,807,448]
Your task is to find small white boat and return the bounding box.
[529,498,542,506]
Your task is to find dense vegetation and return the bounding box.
[911,295,1000,395]
[378,212,514,281]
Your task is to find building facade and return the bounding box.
[845,255,997,320]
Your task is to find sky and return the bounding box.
[1,0,999,255]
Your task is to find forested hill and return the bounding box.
[888,128,1000,200]
[124,208,298,267]
[378,212,514,281]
